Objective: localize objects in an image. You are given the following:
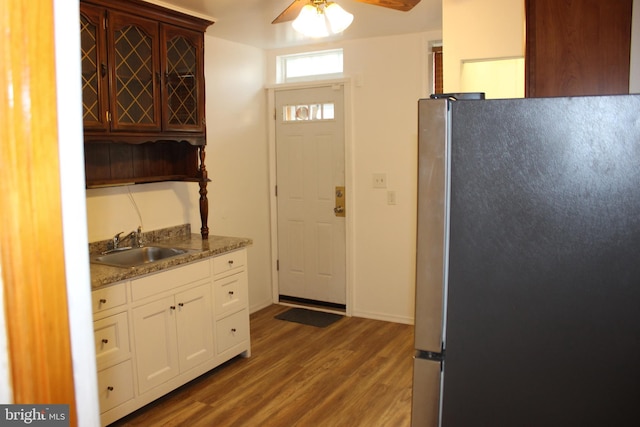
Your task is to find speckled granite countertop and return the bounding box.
[89,224,252,289]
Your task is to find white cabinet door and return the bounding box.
[175,283,214,372]
[133,296,179,394]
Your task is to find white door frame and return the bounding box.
[267,79,354,316]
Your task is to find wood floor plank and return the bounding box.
[110,304,415,426]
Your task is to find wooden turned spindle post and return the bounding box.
[199,145,209,239]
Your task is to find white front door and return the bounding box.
[275,84,346,306]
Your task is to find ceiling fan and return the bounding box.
[272,0,422,25]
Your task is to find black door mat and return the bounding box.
[275,308,343,328]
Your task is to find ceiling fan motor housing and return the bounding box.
[272,0,421,25]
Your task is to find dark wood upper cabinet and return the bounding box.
[162,25,206,133]
[80,0,211,144]
[525,0,633,97]
[108,11,162,132]
[80,3,109,132]
[80,0,213,238]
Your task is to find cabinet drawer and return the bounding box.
[213,271,248,318]
[92,283,127,314]
[132,259,210,301]
[97,360,134,413]
[216,309,249,354]
[213,249,246,277]
[94,312,130,369]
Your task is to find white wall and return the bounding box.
[267,30,441,323]
[443,0,525,93]
[200,36,272,312]
[86,182,194,241]
[345,32,435,323]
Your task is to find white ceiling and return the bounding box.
[149,0,442,50]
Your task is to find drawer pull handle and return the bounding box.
[107,386,114,391]
[231,328,237,332]
[102,339,109,344]
[228,260,234,265]
[170,306,176,310]
[99,298,107,304]
[178,303,184,307]
[228,291,234,295]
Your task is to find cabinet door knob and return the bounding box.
[170,306,176,310]
[228,260,234,265]
[231,328,237,333]
[228,291,234,295]
[178,303,184,307]
[99,298,107,304]
[107,386,114,391]
[102,339,109,344]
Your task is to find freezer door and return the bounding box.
[411,356,441,427]
[415,98,449,353]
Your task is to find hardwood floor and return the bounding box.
[110,304,415,427]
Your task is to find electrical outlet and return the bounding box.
[373,173,387,189]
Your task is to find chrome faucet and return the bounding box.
[111,231,131,251]
[111,226,144,250]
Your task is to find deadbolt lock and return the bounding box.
[334,186,345,217]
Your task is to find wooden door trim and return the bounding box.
[0,1,77,424]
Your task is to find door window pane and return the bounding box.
[282,103,335,122]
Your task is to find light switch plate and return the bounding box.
[387,190,397,205]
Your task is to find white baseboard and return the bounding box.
[351,309,414,325]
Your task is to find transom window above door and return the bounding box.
[277,49,344,83]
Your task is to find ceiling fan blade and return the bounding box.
[354,0,421,12]
[272,0,308,24]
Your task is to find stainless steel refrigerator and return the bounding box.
[412,95,640,426]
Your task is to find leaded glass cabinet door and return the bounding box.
[80,3,108,131]
[162,25,205,132]
[108,11,161,131]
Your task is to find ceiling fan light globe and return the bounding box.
[292,4,329,38]
[324,3,354,34]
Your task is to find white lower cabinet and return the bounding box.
[92,249,251,426]
[133,282,214,394]
[92,282,135,418]
[213,249,250,358]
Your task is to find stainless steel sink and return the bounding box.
[92,246,189,268]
